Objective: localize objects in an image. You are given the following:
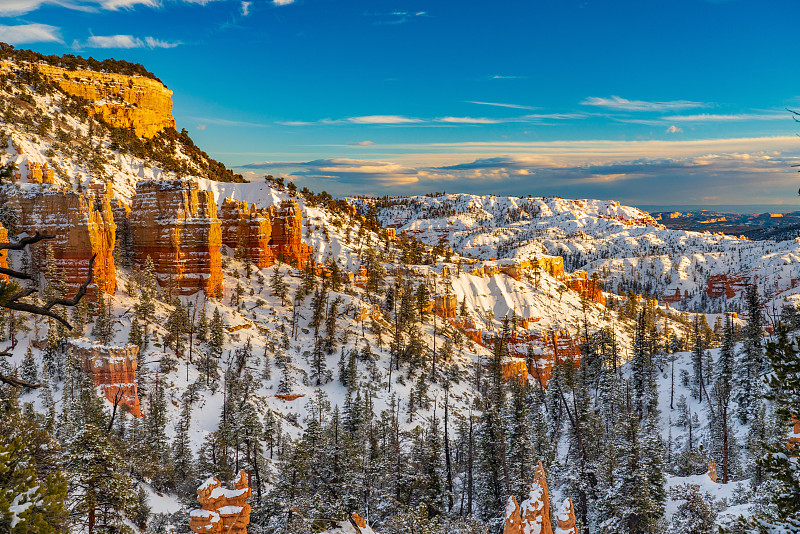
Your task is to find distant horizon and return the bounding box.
[3,0,800,204]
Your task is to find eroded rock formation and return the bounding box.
[219,198,275,268]
[271,200,312,268]
[129,180,222,296]
[554,498,577,534]
[35,64,175,139]
[14,188,117,299]
[69,339,141,416]
[189,470,251,534]
[505,461,553,534]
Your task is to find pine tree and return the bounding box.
[709,315,737,483]
[270,266,288,306]
[737,282,765,424]
[752,326,800,532]
[172,397,195,490]
[209,308,225,357]
[20,347,38,390]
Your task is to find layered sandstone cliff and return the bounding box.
[69,339,142,417]
[219,198,275,268]
[271,200,312,269]
[14,188,117,298]
[35,63,175,139]
[129,180,223,296]
[190,471,251,534]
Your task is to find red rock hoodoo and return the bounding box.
[554,498,577,534]
[271,200,312,269]
[505,460,553,534]
[218,198,275,268]
[129,180,223,296]
[494,329,582,386]
[707,273,751,299]
[190,470,252,534]
[14,188,117,299]
[69,339,142,416]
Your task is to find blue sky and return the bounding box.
[3,0,800,208]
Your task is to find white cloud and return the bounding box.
[664,112,789,122]
[273,0,294,5]
[0,22,62,44]
[491,75,524,79]
[78,34,181,49]
[144,36,181,48]
[666,125,682,133]
[85,34,143,48]
[347,115,423,124]
[97,0,159,9]
[347,141,375,146]
[196,124,207,130]
[468,101,537,110]
[581,95,707,112]
[437,116,503,124]
[240,0,250,15]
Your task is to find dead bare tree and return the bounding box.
[0,232,96,388]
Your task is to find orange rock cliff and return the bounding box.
[189,470,251,534]
[69,339,142,416]
[271,199,312,269]
[13,188,117,299]
[218,198,275,268]
[34,63,175,139]
[129,180,223,296]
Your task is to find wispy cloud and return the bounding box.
[278,112,586,127]
[666,125,682,133]
[75,33,181,49]
[273,0,294,5]
[491,75,525,80]
[581,95,707,112]
[236,136,800,204]
[241,158,419,186]
[347,141,375,146]
[0,22,62,43]
[240,0,250,15]
[348,115,423,124]
[468,101,538,111]
[663,112,789,122]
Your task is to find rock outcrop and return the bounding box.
[504,461,553,534]
[14,188,117,299]
[271,200,312,269]
[69,339,141,417]
[35,64,175,139]
[129,180,223,296]
[707,460,717,483]
[218,198,275,268]
[554,498,577,534]
[504,496,523,534]
[189,471,251,534]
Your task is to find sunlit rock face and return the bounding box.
[14,188,117,300]
[129,180,223,296]
[189,470,252,534]
[218,197,275,268]
[69,339,142,417]
[35,64,176,139]
[271,199,312,269]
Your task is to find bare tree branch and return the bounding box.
[0,232,56,251]
[2,254,97,329]
[0,373,42,389]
